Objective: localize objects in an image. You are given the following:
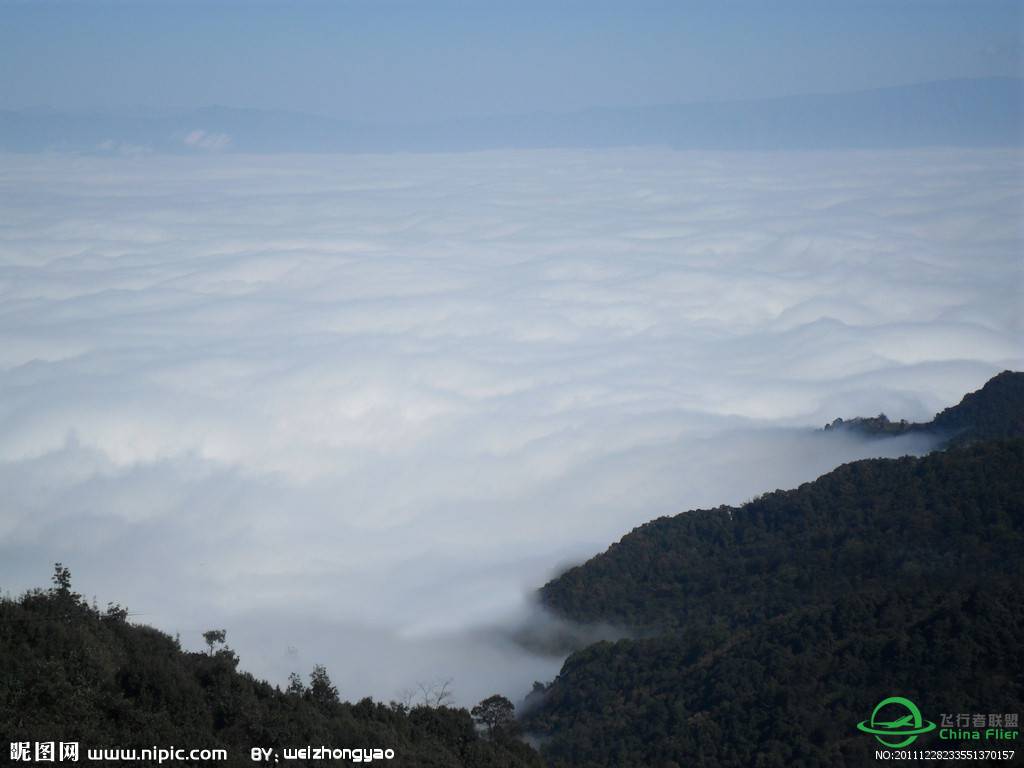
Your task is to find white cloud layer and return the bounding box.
[0,148,1021,704]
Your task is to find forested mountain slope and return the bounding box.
[822,369,1023,444]
[539,439,1023,631]
[528,372,1024,766]
[0,573,542,768]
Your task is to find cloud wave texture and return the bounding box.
[0,148,1020,703]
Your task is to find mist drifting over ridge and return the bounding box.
[0,146,1021,704]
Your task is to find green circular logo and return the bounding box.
[857,696,937,748]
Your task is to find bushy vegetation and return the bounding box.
[0,569,542,767]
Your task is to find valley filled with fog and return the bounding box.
[0,147,1020,704]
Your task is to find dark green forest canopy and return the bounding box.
[540,371,1024,629]
[528,372,1024,767]
[0,574,542,768]
[529,440,1024,765]
[539,438,1024,631]
[930,370,1024,445]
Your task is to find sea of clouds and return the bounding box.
[0,148,1021,704]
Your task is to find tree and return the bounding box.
[308,664,339,709]
[418,679,454,708]
[285,672,305,697]
[398,678,455,709]
[471,694,517,739]
[103,602,128,622]
[51,562,73,595]
[48,563,82,622]
[202,629,227,655]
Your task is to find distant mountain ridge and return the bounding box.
[824,369,1024,447]
[2,77,1021,153]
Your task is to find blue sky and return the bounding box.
[1,0,1021,121]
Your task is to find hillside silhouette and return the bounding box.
[0,569,541,767]
[528,372,1024,766]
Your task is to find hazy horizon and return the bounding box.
[2,1,1020,154]
[4,74,1020,119]
[2,76,1020,154]
[2,1,1021,122]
